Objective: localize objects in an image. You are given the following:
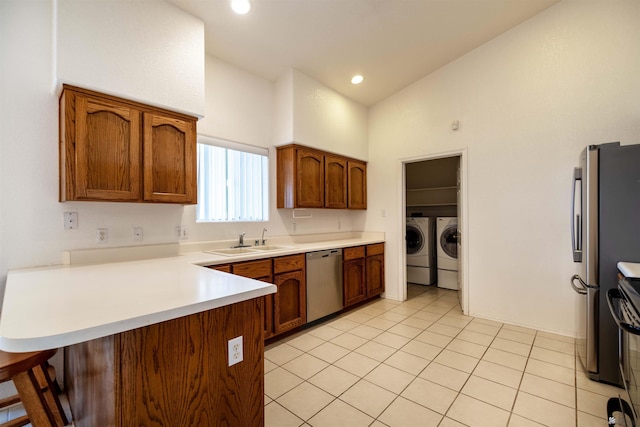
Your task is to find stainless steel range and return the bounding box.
[607,263,640,424]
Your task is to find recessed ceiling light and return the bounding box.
[351,75,364,85]
[231,0,251,15]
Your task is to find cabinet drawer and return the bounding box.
[343,246,365,261]
[366,243,384,257]
[232,259,272,279]
[207,264,232,273]
[274,254,305,274]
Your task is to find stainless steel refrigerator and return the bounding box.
[571,142,640,386]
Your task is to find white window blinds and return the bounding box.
[196,136,269,222]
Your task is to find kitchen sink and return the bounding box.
[205,245,292,256]
[205,247,258,256]
[250,245,291,251]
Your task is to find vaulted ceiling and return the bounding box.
[167,0,559,106]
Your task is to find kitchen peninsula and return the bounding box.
[0,255,276,426]
[0,232,384,426]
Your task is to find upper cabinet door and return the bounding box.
[348,160,367,209]
[60,85,198,204]
[295,148,324,208]
[142,113,196,204]
[324,155,347,209]
[73,94,141,201]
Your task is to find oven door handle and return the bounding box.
[571,274,596,295]
[607,288,640,335]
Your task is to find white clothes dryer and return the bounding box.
[436,217,458,290]
[406,217,435,285]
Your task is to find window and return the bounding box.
[196,135,269,222]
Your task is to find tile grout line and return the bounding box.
[266,288,457,424]
[265,286,598,426]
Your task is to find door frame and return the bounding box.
[399,148,469,314]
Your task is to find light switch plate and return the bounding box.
[64,212,78,229]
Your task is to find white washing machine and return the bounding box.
[406,217,435,285]
[436,217,458,290]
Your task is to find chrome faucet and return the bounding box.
[239,232,246,247]
[261,228,267,246]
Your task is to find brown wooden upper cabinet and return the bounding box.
[325,155,347,209]
[296,147,325,208]
[347,160,367,210]
[59,85,197,204]
[277,144,366,209]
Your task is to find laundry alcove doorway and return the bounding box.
[402,150,468,314]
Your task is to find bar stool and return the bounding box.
[0,349,68,427]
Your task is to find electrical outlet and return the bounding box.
[292,222,297,232]
[176,226,189,240]
[228,336,243,367]
[96,228,108,244]
[64,212,78,230]
[133,227,143,242]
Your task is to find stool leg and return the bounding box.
[36,363,68,426]
[12,369,55,427]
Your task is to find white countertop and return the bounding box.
[0,233,384,352]
[618,262,640,279]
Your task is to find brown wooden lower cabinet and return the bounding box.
[274,269,306,333]
[273,254,306,334]
[343,246,367,307]
[263,293,275,340]
[208,254,306,340]
[209,264,231,273]
[366,243,385,298]
[225,259,274,340]
[343,243,385,307]
[203,245,382,341]
[65,298,264,427]
[343,257,366,307]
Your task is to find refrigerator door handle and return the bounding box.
[571,274,597,294]
[572,167,582,262]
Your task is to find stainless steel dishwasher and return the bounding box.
[306,249,343,322]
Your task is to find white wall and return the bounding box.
[367,0,640,335]
[181,54,283,242]
[0,0,208,294]
[56,0,205,116]
[1,0,61,281]
[198,55,273,146]
[0,0,61,395]
[274,69,294,147]
[292,70,369,160]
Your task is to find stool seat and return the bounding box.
[0,349,68,427]
[0,350,57,382]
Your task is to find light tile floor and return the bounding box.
[0,392,72,426]
[265,284,628,427]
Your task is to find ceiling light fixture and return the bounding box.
[351,75,364,85]
[231,0,251,15]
